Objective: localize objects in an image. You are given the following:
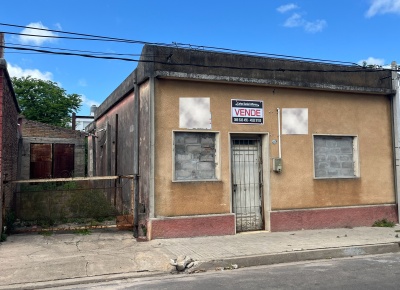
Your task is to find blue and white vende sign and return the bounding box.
[231,99,264,124]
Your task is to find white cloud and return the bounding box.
[17,22,58,46]
[277,3,298,13]
[283,13,327,33]
[366,0,400,17]
[7,63,53,80]
[284,13,305,27]
[81,94,100,108]
[357,57,385,66]
[305,20,327,33]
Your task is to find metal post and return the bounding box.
[114,114,118,207]
[71,113,76,130]
[133,71,140,238]
[391,62,400,223]
[91,135,96,176]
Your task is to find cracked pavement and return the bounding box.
[0,229,172,287]
[1,225,399,289]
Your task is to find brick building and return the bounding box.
[18,118,86,180]
[88,45,400,239]
[0,56,21,233]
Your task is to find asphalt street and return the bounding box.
[53,252,400,290]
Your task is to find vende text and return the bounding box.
[232,108,262,117]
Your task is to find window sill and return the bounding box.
[172,179,222,183]
[314,176,360,180]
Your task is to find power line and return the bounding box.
[172,42,361,66]
[0,22,361,66]
[0,22,169,46]
[1,31,148,44]
[3,45,138,61]
[5,41,147,57]
[3,45,396,73]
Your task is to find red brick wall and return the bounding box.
[18,118,86,180]
[0,68,20,229]
[270,204,398,232]
[149,214,235,239]
[21,118,85,138]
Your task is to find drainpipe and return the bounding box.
[390,62,400,223]
[277,108,282,158]
[133,70,140,238]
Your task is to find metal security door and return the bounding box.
[231,137,263,232]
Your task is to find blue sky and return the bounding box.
[1,0,399,115]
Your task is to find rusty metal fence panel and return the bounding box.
[4,176,134,233]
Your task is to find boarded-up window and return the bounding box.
[30,143,75,179]
[314,135,359,179]
[174,132,217,181]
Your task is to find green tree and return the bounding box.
[12,76,81,127]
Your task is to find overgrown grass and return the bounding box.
[372,218,395,228]
[0,233,7,242]
[38,231,53,236]
[5,211,15,234]
[73,229,91,235]
[15,182,117,230]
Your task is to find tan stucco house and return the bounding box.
[88,45,400,239]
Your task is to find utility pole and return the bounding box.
[391,61,400,223]
[0,33,4,58]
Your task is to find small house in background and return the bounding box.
[88,45,400,240]
[71,105,96,131]
[0,34,21,232]
[18,118,86,180]
[72,115,94,131]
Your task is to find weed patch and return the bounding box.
[73,229,91,235]
[39,231,53,236]
[372,218,395,227]
[15,182,118,231]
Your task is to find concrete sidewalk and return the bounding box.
[1,225,399,289]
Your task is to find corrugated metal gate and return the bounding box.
[231,137,263,232]
[30,144,52,179]
[53,144,75,178]
[30,143,75,179]
[7,176,134,233]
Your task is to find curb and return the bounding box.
[195,242,400,271]
[0,271,165,290]
[1,243,399,289]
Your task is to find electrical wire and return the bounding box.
[1,31,148,44]
[1,22,398,72]
[5,41,145,57]
[0,22,363,66]
[172,42,361,66]
[3,44,397,73]
[0,22,170,46]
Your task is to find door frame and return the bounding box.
[229,132,271,232]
